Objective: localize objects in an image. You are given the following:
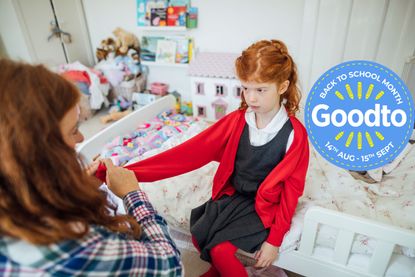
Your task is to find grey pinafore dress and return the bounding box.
[190,119,293,262]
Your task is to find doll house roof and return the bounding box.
[188,52,239,79]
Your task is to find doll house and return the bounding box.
[188,52,242,121]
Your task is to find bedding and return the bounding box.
[101,113,415,258]
[100,109,198,166]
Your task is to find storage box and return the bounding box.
[150,82,169,96]
[114,79,137,101]
[132,92,159,109]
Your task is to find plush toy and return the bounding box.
[96,38,117,61]
[112,27,140,56]
[100,110,131,124]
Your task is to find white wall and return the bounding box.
[0,0,33,62]
[82,0,305,101]
[82,0,415,103]
[3,0,412,102]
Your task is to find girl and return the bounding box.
[97,39,310,276]
[0,59,182,276]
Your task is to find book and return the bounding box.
[156,39,177,63]
[150,8,167,26]
[140,36,164,61]
[167,6,187,26]
[174,37,189,64]
[136,0,147,26]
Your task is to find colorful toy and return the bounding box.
[180,101,193,116]
[112,27,140,56]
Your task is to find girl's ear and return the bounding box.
[278,80,290,95]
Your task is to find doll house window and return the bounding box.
[234,86,242,97]
[197,106,206,117]
[215,84,226,96]
[196,82,204,95]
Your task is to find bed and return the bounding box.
[77,95,415,277]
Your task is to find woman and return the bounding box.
[0,59,182,276]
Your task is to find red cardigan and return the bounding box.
[96,109,310,247]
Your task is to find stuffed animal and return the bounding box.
[100,110,131,124]
[96,38,117,61]
[112,27,140,56]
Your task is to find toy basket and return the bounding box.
[78,94,94,121]
[113,78,136,101]
[135,73,147,92]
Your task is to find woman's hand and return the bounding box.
[254,241,279,268]
[103,159,140,198]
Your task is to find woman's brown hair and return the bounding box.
[0,59,140,244]
[235,40,301,115]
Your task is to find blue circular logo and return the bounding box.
[305,60,414,170]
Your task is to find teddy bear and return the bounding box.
[96,37,117,61]
[112,27,140,56]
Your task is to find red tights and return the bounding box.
[192,236,247,277]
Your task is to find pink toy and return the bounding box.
[150,82,169,96]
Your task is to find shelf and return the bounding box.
[138,26,187,32]
[141,61,188,68]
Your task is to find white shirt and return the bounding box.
[245,106,294,152]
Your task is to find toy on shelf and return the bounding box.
[113,27,140,56]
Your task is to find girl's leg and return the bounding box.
[192,236,219,277]
[210,241,248,277]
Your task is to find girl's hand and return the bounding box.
[254,241,279,268]
[85,159,101,176]
[103,159,140,198]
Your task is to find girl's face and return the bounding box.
[60,105,85,149]
[241,81,289,114]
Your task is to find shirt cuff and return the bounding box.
[123,190,156,222]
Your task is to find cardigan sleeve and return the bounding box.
[266,127,310,247]
[95,111,238,182]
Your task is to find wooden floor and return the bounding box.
[181,249,304,277]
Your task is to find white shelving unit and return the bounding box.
[138,26,187,32]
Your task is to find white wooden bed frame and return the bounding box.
[77,95,415,276]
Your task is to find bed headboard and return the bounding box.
[76,95,176,163]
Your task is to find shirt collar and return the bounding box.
[245,105,289,134]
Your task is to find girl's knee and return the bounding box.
[211,241,237,257]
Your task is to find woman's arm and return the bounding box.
[60,190,182,276]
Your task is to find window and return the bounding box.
[215,84,226,96]
[196,83,204,95]
[197,106,206,117]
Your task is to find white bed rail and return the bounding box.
[76,95,176,163]
[297,206,415,276]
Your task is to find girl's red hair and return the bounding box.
[235,40,301,115]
